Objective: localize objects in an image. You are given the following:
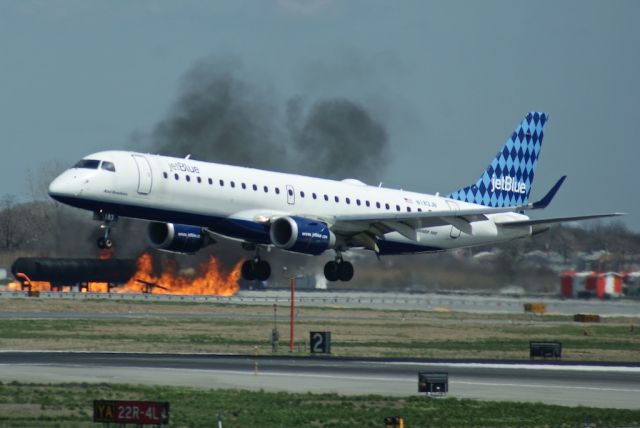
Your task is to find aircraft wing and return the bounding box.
[494,213,625,234]
[331,206,516,242]
[331,209,624,248]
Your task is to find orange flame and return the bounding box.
[7,281,22,291]
[98,248,114,260]
[118,253,241,296]
[7,253,241,296]
[10,273,51,292]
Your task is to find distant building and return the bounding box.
[622,272,640,297]
[560,271,624,299]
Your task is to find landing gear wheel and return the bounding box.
[324,261,339,282]
[95,212,118,249]
[241,259,271,282]
[254,260,271,281]
[97,236,113,249]
[338,261,354,282]
[241,260,256,281]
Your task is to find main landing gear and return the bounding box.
[324,254,354,282]
[241,245,271,281]
[241,258,271,281]
[94,211,118,249]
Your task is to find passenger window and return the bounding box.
[356,199,361,206]
[163,172,168,179]
[324,194,329,201]
[197,177,202,183]
[242,183,247,189]
[208,178,213,185]
[335,196,339,203]
[376,202,381,209]
[418,208,423,212]
[312,193,317,199]
[230,181,235,188]
[219,179,224,186]
[174,174,179,181]
[407,207,411,212]
[395,205,400,211]
[385,203,390,210]
[275,187,280,194]
[101,161,116,172]
[253,184,258,191]
[346,197,351,205]
[366,201,371,207]
[288,189,293,196]
[300,191,305,198]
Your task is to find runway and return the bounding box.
[0,352,638,409]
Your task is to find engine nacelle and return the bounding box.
[269,216,336,256]
[147,222,208,254]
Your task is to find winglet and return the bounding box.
[531,175,566,209]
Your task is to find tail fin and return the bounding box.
[447,112,548,208]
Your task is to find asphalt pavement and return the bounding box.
[0,352,637,409]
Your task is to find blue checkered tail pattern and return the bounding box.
[447,112,548,208]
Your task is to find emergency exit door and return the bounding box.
[132,154,153,195]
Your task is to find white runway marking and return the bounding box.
[383,361,640,373]
[453,380,640,393]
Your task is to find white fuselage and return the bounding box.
[49,151,533,255]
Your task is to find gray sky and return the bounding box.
[1,1,638,229]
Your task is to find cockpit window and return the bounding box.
[73,159,100,169]
[101,161,116,172]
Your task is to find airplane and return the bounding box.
[48,112,622,282]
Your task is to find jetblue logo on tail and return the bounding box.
[447,112,547,208]
[490,175,526,194]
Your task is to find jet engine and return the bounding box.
[269,216,335,255]
[147,222,210,254]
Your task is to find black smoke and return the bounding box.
[150,58,287,171]
[148,57,389,182]
[288,98,388,182]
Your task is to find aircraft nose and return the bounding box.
[48,175,68,197]
[48,172,81,199]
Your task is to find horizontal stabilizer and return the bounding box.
[531,176,566,209]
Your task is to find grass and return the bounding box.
[0,298,638,360]
[0,382,638,427]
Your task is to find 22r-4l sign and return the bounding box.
[93,400,169,425]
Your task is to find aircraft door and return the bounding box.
[132,154,153,195]
[445,200,461,239]
[286,184,295,205]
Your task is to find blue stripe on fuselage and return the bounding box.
[50,194,443,255]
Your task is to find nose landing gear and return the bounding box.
[94,211,118,249]
[324,253,354,282]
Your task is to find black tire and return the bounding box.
[97,237,105,249]
[255,260,271,281]
[338,261,354,282]
[324,261,339,282]
[241,260,255,281]
[104,239,113,249]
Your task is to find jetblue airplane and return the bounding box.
[48,112,621,282]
